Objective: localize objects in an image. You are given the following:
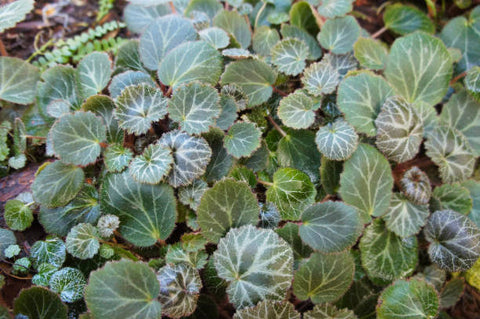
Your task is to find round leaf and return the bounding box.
[277,92,315,129]
[51,111,106,166]
[377,279,439,319]
[169,82,221,135]
[213,10,251,49]
[302,61,339,96]
[14,287,67,319]
[383,4,435,35]
[49,267,86,303]
[315,118,359,161]
[114,84,168,135]
[221,59,277,107]
[32,161,84,208]
[383,193,430,238]
[299,201,362,253]
[82,95,124,144]
[233,300,300,319]
[425,126,475,184]
[339,144,393,223]
[317,16,360,54]
[293,251,354,304]
[385,32,452,106]
[432,183,473,215]
[157,40,223,89]
[199,27,230,49]
[266,167,317,220]
[85,260,162,319]
[280,24,322,60]
[353,37,388,70]
[214,225,294,309]
[360,219,418,285]
[139,15,197,70]
[0,57,39,105]
[303,303,356,319]
[424,209,480,271]
[158,130,212,187]
[375,96,423,163]
[4,200,33,231]
[104,144,134,173]
[157,263,202,318]
[224,122,262,158]
[337,72,393,136]
[0,228,16,260]
[253,26,281,56]
[65,223,100,260]
[30,238,66,269]
[128,144,173,184]
[124,4,169,34]
[197,179,260,243]
[77,52,112,98]
[108,70,156,99]
[101,172,176,246]
[271,38,309,76]
[317,0,354,18]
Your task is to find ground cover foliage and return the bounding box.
[1,0,480,318]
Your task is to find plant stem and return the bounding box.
[450,71,467,86]
[267,115,287,137]
[168,1,177,14]
[257,179,274,187]
[24,135,46,140]
[0,39,8,56]
[371,26,387,39]
[166,86,173,97]
[272,86,288,97]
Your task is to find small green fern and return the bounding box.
[97,0,116,22]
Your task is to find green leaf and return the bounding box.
[158,41,223,89]
[290,1,319,35]
[383,193,430,238]
[104,144,133,173]
[0,0,34,32]
[400,167,432,205]
[47,100,70,118]
[32,263,58,287]
[317,16,360,54]
[425,126,475,184]
[0,121,10,161]
[440,7,480,72]
[432,183,473,215]
[293,251,354,304]
[277,128,321,183]
[304,303,356,319]
[108,70,156,99]
[229,166,257,188]
[375,96,423,163]
[115,40,147,72]
[439,278,464,309]
[221,59,277,107]
[323,52,358,78]
[416,265,447,291]
[51,111,106,166]
[0,228,16,260]
[224,122,262,158]
[299,201,362,253]
[385,32,452,106]
[335,277,380,319]
[157,263,202,318]
[197,179,260,243]
[66,223,100,260]
[424,209,480,271]
[465,257,480,291]
[337,72,393,136]
[317,0,354,18]
[222,48,252,59]
[213,10,251,49]
[281,24,322,60]
[14,287,67,319]
[49,267,87,303]
[124,4,169,34]
[315,118,359,161]
[82,95,124,144]
[32,161,84,208]
[85,260,162,319]
[114,84,168,135]
[360,219,418,285]
[215,95,237,130]
[203,128,234,182]
[4,199,33,231]
[169,82,221,134]
[440,90,480,156]
[266,168,316,220]
[465,65,480,99]
[37,65,81,112]
[377,279,439,319]
[214,225,294,309]
[77,52,112,99]
[199,27,230,49]
[139,15,197,70]
[353,37,388,70]
[462,179,480,227]
[101,172,176,246]
[165,243,208,269]
[158,130,212,187]
[0,57,39,104]
[252,26,280,56]
[383,4,435,35]
[233,300,300,319]
[30,238,66,269]
[271,38,309,76]
[339,144,394,223]
[320,157,342,195]
[128,144,173,184]
[302,61,339,96]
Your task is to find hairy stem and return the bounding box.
[267,115,287,137]
[371,26,387,39]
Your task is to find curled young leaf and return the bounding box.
[400,167,432,205]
